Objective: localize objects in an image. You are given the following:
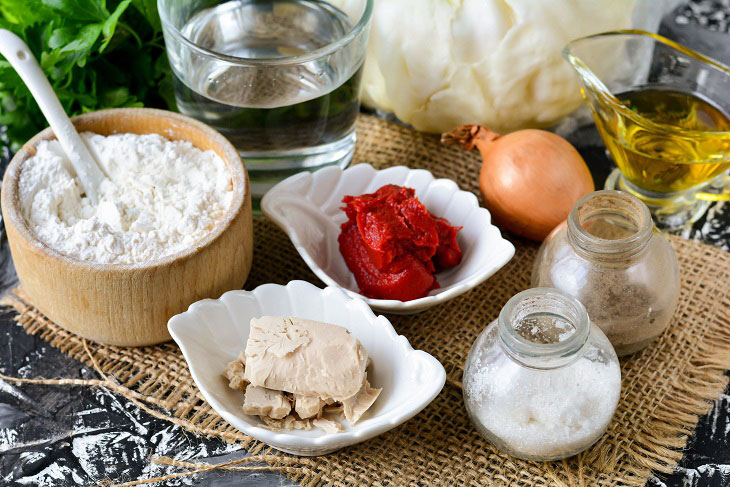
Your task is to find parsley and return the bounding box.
[0,0,173,151]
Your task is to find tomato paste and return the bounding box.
[338,184,462,301]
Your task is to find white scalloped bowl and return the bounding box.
[261,164,515,314]
[167,280,446,456]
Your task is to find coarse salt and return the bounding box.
[18,132,233,265]
[464,350,621,459]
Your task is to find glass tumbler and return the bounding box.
[158,0,373,202]
[463,288,621,462]
[532,190,680,356]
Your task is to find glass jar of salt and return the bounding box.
[531,190,680,356]
[463,288,621,461]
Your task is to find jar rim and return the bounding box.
[567,190,653,260]
[498,288,591,367]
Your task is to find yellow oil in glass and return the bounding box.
[595,88,730,194]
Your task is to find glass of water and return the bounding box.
[158,0,373,201]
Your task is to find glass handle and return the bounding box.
[695,191,730,202]
[695,173,730,202]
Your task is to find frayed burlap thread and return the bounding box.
[2,114,730,487]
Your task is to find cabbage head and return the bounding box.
[345,0,671,133]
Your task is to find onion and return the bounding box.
[442,125,594,241]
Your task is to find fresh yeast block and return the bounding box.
[244,316,369,401]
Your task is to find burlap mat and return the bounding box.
[3,114,730,486]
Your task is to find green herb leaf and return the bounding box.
[100,0,132,52]
[42,0,109,22]
[131,0,160,31]
[0,0,169,151]
[0,0,54,25]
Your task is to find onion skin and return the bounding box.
[443,125,594,241]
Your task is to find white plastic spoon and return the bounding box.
[0,29,105,204]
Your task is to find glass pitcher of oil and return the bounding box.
[563,30,730,227]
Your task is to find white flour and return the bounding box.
[18,132,234,265]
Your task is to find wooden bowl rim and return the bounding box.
[1,107,248,272]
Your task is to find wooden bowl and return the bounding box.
[1,108,253,346]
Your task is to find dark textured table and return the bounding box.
[1,4,730,486]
